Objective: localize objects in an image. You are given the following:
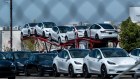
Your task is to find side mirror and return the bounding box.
[65,56,70,60]
[97,55,102,59]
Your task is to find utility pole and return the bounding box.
[10,0,13,51]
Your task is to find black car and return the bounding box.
[6,51,32,75]
[25,53,57,76]
[0,53,16,79]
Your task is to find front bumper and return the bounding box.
[0,67,16,78]
[41,66,53,73]
[73,65,83,74]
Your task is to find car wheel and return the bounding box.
[42,32,46,38]
[101,65,109,79]
[34,30,38,37]
[84,31,88,37]
[28,30,31,36]
[83,64,91,78]
[8,77,15,79]
[25,68,30,76]
[53,65,60,77]
[69,65,76,78]
[65,36,68,42]
[95,34,99,40]
[58,37,61,44]
[48,34,52,41]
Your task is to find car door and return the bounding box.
[66,27,75,40]
[22,24,28,35]
[36,23,43,35]
[57,51,65,72]
[52,26,59,41]
[92,24,101,38]
[88,49,102,74]
[61,50,70,73]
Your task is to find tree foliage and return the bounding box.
[120,17,140,52]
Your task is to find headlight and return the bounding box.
[74,61,82,65]
[17,62,24,66]
[107,61,116,65]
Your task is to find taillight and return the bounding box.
[100,31,106,33]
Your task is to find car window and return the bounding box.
[131,49,140,56]
[90,25,94,29]
[94,25,101,29]
[62,50,69,59]
[38,23,43,27]
[58,51,63,58]
[53,27,58,32]
[0,53,5,60]
[99,24,114,29]
[90,49,101,58]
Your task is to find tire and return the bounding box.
[34,30,38,36]
[42,32,46,38]
[69,65,76,78]
[8,77,15,79]
[48,34,52,41]
[25,68,30,76]
[28,30,31,36]
[95,34,99,40]
[65,37,68,42]
[101,65,110,79]
[84,31,88,37]
[53,65,60,77]
[83,65,91,78]
[58,37,61,44]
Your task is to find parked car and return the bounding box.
[0,53,16,79]
[6,51,32,75]
[84,23,118,40]
[53,49,89,77]
[21,23,38,37]
[48,26,75,43]
[129,48,140,61]
[25,53,57,76]
[75,25,89,37]
[35,22,56,38]
[83,48,138,78]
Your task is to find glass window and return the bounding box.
[69,49,89,58]
[90,49,101,58]
[99,24,114,29]
[53,27,58,32]
[58,52,63,58]
[94,25,101,29]
[38,23,43,27]
[131,49,140,56]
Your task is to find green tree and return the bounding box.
[120,17,140,52]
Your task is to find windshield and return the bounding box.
[43,22,56,28]
[38,54,54,61]
[101,48,129,58]
[29,23,37,27]
[58,26,72,33]
[69,49,89,58]
[75,26,88,30]
[14,52,31,59]
[0,53,5,60]
[99,24,114,29]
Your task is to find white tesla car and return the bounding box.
[83,48,138,78]
[53,49,89,77]
[74,25,88,37]
[34,22,56,38]
[84,23,118,40]
[129,48,140,61]
[21,23,37,37]
[48,26,75,43]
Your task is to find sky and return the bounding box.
[0,0,140,26]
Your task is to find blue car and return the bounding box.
[25,53,57,76]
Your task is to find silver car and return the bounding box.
[84,23,118,40]
[83,48,138,78]
[129,48,140,61]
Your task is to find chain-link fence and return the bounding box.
[0,0,140,26]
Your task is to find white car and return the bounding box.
[53,49,89,77]
[84,23,118,40]
[48,26,75,43]
[21,23,37,37]
[34,22,56,38]
[129,48,140,61]
[74,25,88,37]
[83,48,138,78]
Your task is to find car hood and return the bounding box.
[43,28,52,31]
[39,60,53,66]
[0,60,12,67]
[105,57,136,65]
[15,58,28,64]
[72,58,84,64]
